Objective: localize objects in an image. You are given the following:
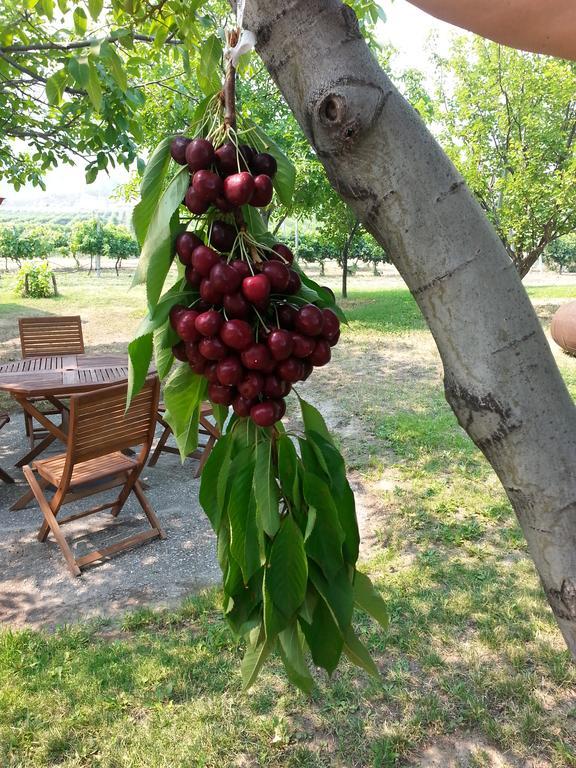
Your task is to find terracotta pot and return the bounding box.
[551,300,576,356]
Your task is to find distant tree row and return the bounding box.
[0,218,138,275]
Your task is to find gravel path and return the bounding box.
[0,413,220,629]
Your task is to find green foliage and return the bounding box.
[15,260,55,298]
[70,218,104,257]
[102,223,139,267]
[544,235,576,273]
[434,38,576,277]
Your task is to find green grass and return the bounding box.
[2,281,576,766]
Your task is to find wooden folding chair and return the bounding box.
[0,413,14,483]
[148,402,220,476]
[22,376,165,577]
[18,316,85,447]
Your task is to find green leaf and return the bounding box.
[299,595,343,675]
[68,57,90,88]
[163,364,207,459]
[102,43,127,91]
[302,472,344,580]
[197,35,222,96]
[199,433,233,531]
[343,627,380,680]
[133,167,189,312]
[45,72,64,106]
[132,136,175,248]
[211,404,229,432]
[153,322,177,380]
[227,447,261,583]
[308,562,354,634]
[73,6,87,35]
[278,621,314,693]
[241,626,274,690]
[299,397,333,445]
[88,0,103,19]
[127,332,153,407]
[277,435,300,507]
[353,571,389,631]
[253,437,280,537]
[86,63,102,111]
[267,515,308,622]
[85,167,98,184]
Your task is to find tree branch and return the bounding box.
[0,32,181,54]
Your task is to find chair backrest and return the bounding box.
[19,316,85,358]
[68,376,160,465]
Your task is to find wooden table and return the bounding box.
[0,354,130,509]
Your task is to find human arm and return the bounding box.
[407,0,576,60]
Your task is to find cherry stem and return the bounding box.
[223,29,238,132]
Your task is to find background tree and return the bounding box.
[102,222,139,274]
[70,217,104,273]
[545,234,576,273]
[434,37,576,277]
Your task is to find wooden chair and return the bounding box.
[18,316,85,447]
[22,376,165,577]
[0,413,14,483]
[148,402,220,476]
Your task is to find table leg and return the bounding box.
[15,433,56,468]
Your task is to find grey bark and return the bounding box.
[242,0,576,653]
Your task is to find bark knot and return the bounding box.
[546,579,576,622]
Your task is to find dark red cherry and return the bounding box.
[224,172,255,207]
[230,260,251,279]
[327,329,340,346]
[250,401,278,427]
[249,174,273,207]
[310,339,331,367]
[216,356,244,386]
[223,292,251,319]
[190,359,207,375]
[277,304,298,329]
[220,319,254,350]
[185,137,214,172]
[210,220,237,252]
[192,246,221,277]
[174,309,200,342]
[208,382,235,406]
[185,186,210,215]
[184,342,204,365]
[169,304,187,329]
[175,231,202,265]
[267,329,294,361]
[276,357,305,383]
[251,152,277,177]
[285,269,302,295]
[214,142,239,175]
[185,266,202,288]
[272,398,286,420]
[272,243,294,264]
[210,262,242,295]
[214,195,236,213]
[261,261,290,292]
[204,361,219,384]
[172,341,188,362]
[238,144,255,169]
[295,304,324,336]
[291,332,316,358]
[195,310,223,337]
[170,136,190,165]
[301,360,314,380]
[322,308,340,343]
[192,169,223,202]
[238,372,264,399]
[242,274,270,303]
[199,279,222,305]
[199,337,228,360]
[233,395,256,418]
[263,374,291,399]
[241,343,274,371]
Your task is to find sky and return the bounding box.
[0,0,465,213]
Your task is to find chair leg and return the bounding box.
[133,480,166,539]
[148,424,172,467]
[22,466,81,577]
[0,466,14,483]
[194,435,216,478]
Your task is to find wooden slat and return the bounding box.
[19,316,85,358]
[75,529,161,568]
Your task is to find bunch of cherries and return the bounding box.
[170,134,277,213]
[168,135,341,428]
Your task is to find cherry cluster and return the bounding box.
[170,135,277,214]
[169,228,340,427]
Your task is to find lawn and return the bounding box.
[1,274,576,766]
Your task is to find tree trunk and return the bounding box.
[243,0,576,654]
[341,219,360,299]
